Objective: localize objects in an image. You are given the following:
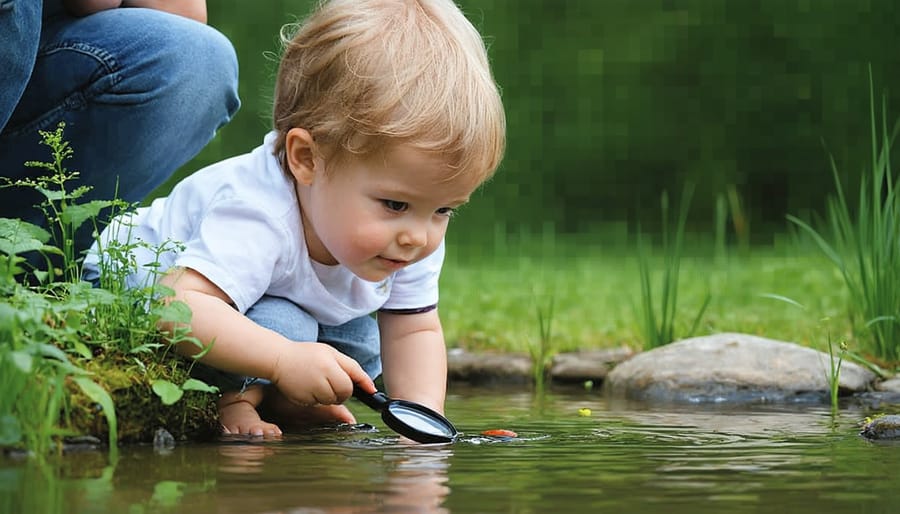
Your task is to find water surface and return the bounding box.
[2,386,897,513]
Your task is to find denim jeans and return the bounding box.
[0,0,240,254]
[192,296,383,393]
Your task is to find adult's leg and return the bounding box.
[0,7,240,254]
[0,0,41,131]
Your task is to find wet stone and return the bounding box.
[447,349,532,384]
[876,377,900,393]
[603,333,877,404]
[153,427,176,451]
[550,347,634,383]
[860,415,900,440]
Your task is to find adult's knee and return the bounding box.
[131,11,240,130]
[168,19,240,126]
[0,0,42,131]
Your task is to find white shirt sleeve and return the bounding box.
[174,200,290,314]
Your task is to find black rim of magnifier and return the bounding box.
[353,386,458,443]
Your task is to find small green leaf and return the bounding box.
[71,341,93,360]
[128,343,163,354]
[79,286,118,305]
[0,218,50,255]
[181,378,219,394]
[153,301,193,325]
[152,379,184,405]
[32,342,70,362]
[35,187,66,201]
[60,200,114,232]
[72,376,118,449]
[9,351,33,373]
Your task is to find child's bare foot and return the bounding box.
[218,389,283,437]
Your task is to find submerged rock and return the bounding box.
[153,428,176,451]
[603,333,876,404]
[860,415,900,440]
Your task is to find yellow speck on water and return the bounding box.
[578,408,592,417]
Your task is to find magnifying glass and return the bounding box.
[353,385,458,444]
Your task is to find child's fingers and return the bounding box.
[335,352,376,396]
[318,404,356,424]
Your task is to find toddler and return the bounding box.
[85,0,505,437]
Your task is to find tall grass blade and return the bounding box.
[789,66,900,361]
[635,184,708,349]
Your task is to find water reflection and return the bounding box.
[217,442,275,474]
[211,436,452,513]
[3,389,899,514]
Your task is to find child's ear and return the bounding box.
[285,128,319,185]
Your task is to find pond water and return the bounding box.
[2,385,898,513]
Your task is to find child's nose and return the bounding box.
[398,223,428,248]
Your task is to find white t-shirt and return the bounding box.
[83,132,443,326]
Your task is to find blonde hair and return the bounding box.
[272,0,505,183]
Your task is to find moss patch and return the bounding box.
[65,354,218,444]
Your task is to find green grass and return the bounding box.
[440,237,852,356]
[787,68,900,362]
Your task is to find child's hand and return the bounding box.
[270,342,375,407]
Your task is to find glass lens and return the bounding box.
[389,405,452,437]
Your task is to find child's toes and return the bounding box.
[246,421,282,438]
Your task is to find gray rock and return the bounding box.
[550,347,634,383]
[876,377,900,393]
[860,414,900,440]
[153,427,176,452]
[603,332,877,404]
[447,348,532,384]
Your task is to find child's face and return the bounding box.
[298,145,478,282]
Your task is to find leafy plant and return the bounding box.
[1,124,118,284]
[635,184,710,349]
[0,123,217,454]
[787,67,900,362]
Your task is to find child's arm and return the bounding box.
[158,267,377,404]
[377,310,448,414]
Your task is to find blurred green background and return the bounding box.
[161,0,900,247]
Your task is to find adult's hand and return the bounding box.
[63,0,207,23]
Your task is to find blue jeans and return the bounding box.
[193,296,383,393]
[0,0,240,254]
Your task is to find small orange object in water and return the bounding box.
[481,429,518,438]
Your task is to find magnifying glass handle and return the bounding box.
[352,384,391,411]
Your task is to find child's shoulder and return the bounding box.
[171,134,294,211]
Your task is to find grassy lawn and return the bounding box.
[439,237,853,356]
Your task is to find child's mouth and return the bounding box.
[377,256,409,270]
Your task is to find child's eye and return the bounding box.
[436,207,456,217]
[381,199,408,212]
